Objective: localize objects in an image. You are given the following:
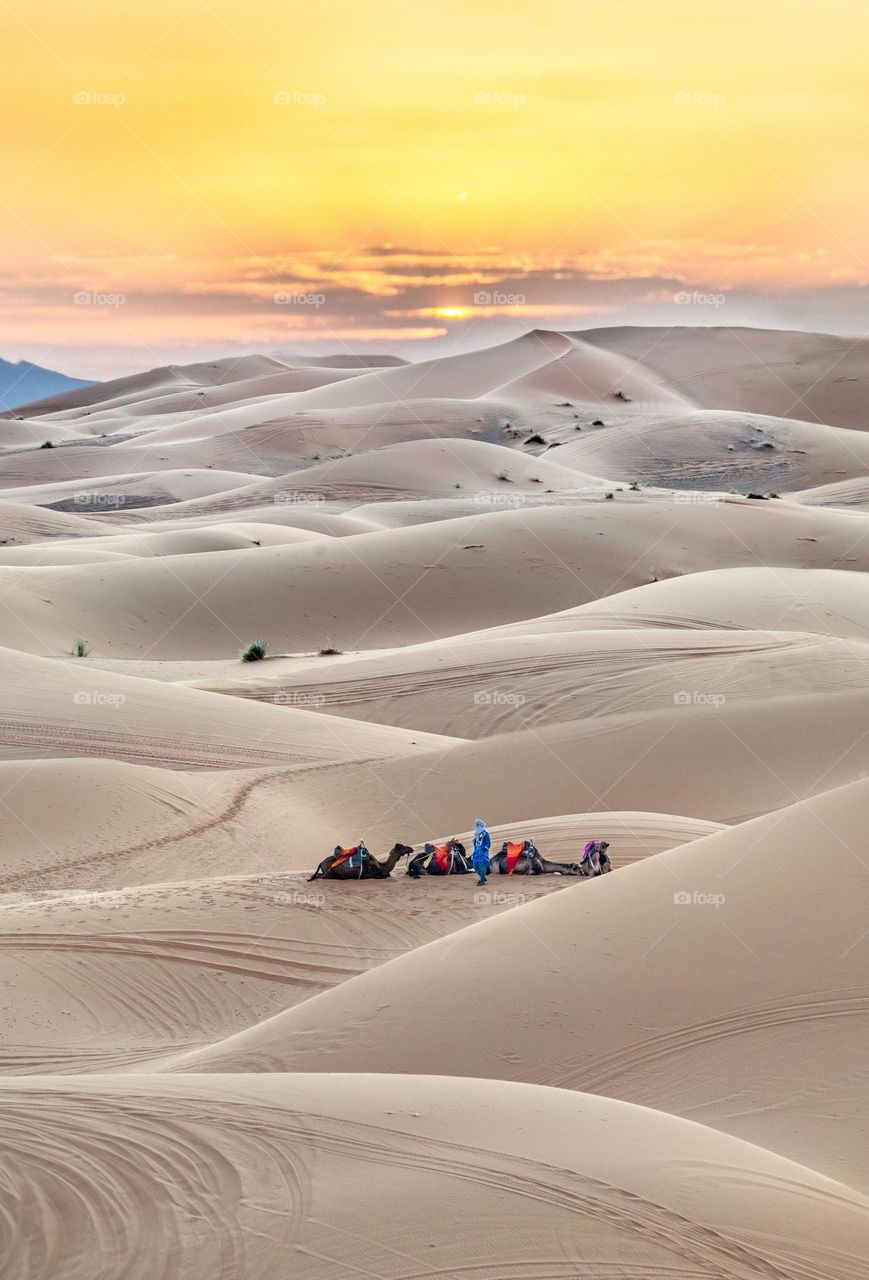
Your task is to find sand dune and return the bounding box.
[0,873,576,1072]
[0,646,455,769]
[2,327,867,1273]
[6,497,869,658]
[168,778,869,1190]
[142,685,869,862]
[0,499,111,543]
[3,1075,866,1280]
[0,468,261,509]
[192,624,869,742]
[794,475,869,509]
[0,741,716,889]
[0,522,324,566]
[584,326,869,429]
[260,329,575,410]
[550,407,869,491]
[491,333,695,410]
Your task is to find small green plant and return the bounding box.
[40,440,54,449]
[454,482,461,489]
[319,645,341,656]
[241,639,269,662]
[604,491,614,500]
[497,470,513,482]
[629,480,642,491]
[72,639,91,657]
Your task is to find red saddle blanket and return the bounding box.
[504,840,526,874]
[431,841,452,871]
[332,845,361,868]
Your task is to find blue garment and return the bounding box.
[471,818,491,878]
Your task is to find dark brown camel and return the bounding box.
[495,839,583,876]
[406,839,471,878]
[308,842,412,881]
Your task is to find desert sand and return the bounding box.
[1,327,867,1278]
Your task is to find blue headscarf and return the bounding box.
[473,818,491,858]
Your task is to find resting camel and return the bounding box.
[495,839,584,876]
[308,842,413,881]
[407,839,471,878]
[578,840,612,876]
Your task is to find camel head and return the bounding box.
[394,843,414,859]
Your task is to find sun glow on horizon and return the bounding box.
[1,0,868,374]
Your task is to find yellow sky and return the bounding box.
[1,0,867,373]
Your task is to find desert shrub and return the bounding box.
[241,639,269,662]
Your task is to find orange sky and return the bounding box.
[1,0,867,375]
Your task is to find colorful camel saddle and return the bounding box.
[429,841,452,872]
[331,843,370,870]
[580,840,610,869]
[503,839,530,874]
[423,840,463,871]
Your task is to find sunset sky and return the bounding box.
[2,0,867,377]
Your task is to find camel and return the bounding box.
[495,839,583,876]
[407,839,471,878]
[308,842,413,881]
[578,840,612,876]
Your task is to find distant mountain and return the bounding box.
[0,358,95,412]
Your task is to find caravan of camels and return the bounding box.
[309,835,612,882]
